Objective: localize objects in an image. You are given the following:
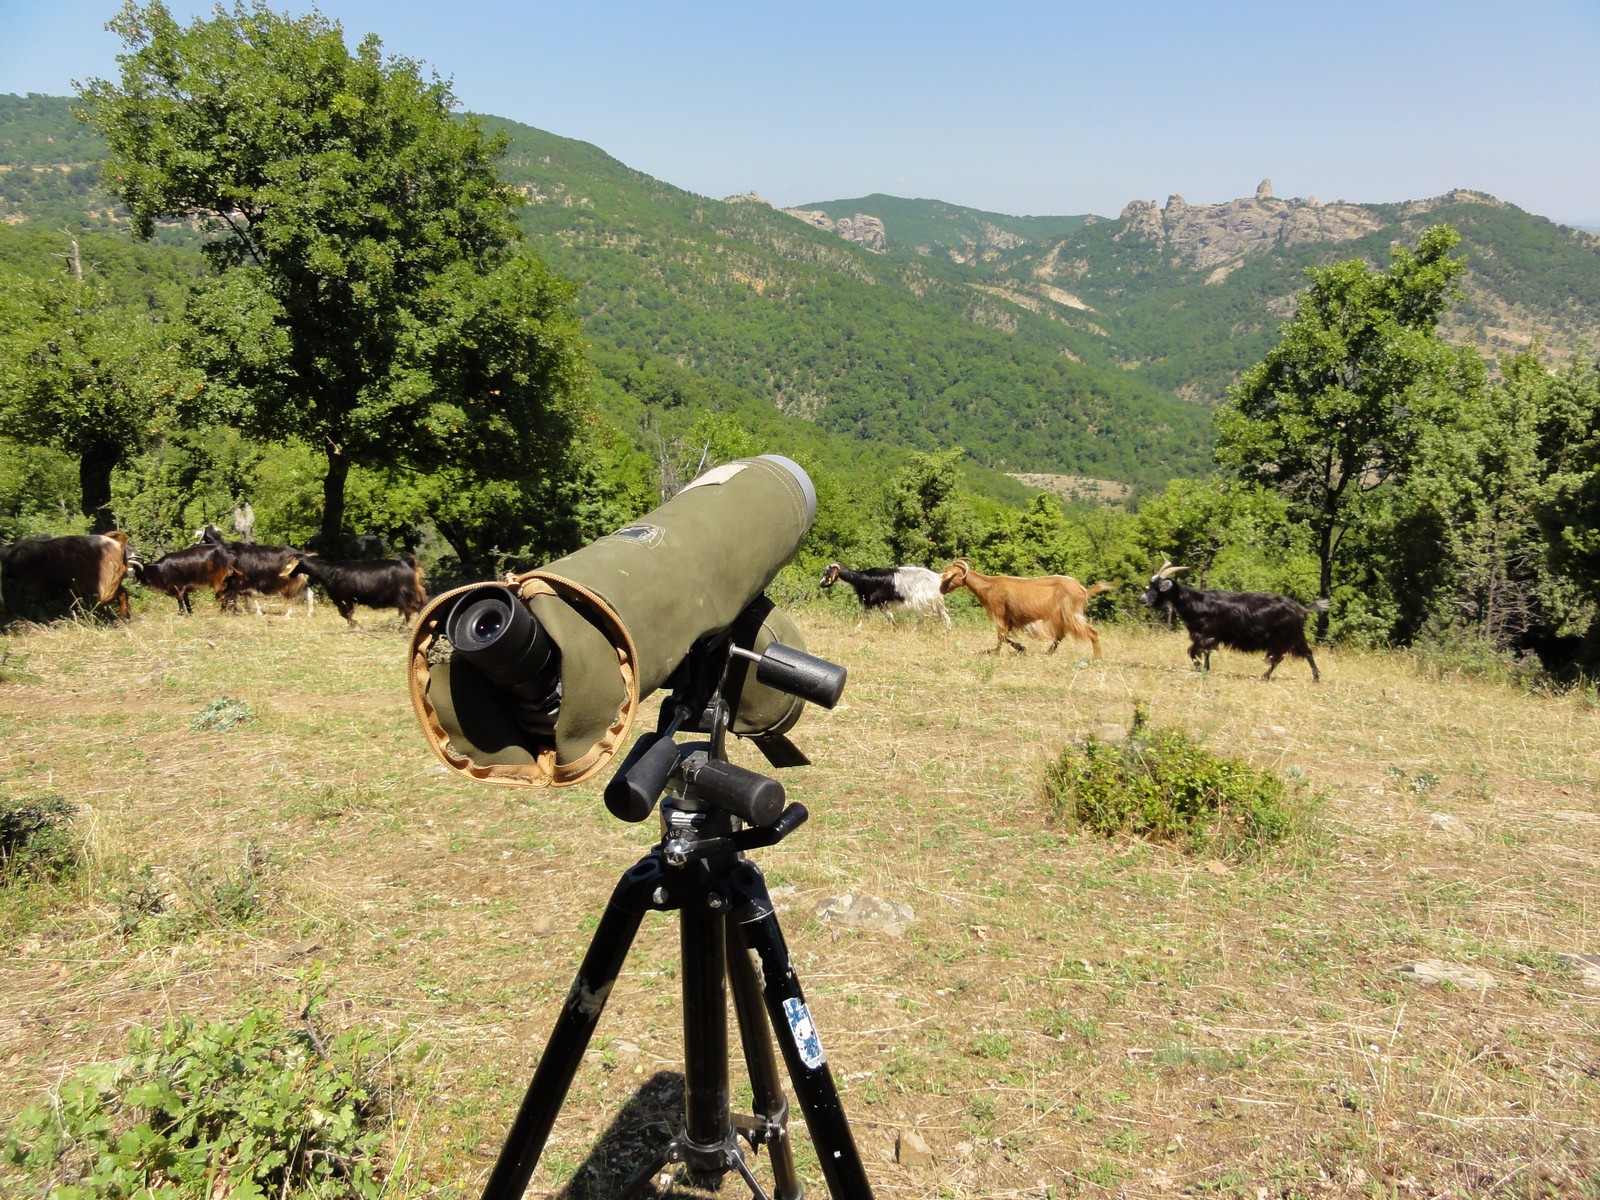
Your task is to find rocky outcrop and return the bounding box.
[1114,198,1167,244]
[1402,188,1509,215]
[783,208,888,252]
[726,190,889,253]
[1114,184,1390,270]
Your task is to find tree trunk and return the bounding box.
[79,444,119,533]
[1316,519,1334,642]
[316,447,351,551]
[434,518,477,574]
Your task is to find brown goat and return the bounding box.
[939,558,1114,657]
[0,531,136,622]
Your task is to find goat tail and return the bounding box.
[1086,580,1116,596]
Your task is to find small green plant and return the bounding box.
[191,696,253,732]
[3,976,397,1199]
[0,792,81,882]
[1044,702,1305,856]
[110,845,271,939]
[0,642,41,684]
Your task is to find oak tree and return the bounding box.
[1214,225,1483,636]
[0,255,188,532]
[79,1,588,548]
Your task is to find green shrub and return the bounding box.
[191,697,254,732]
[3,980,397,1199]
[1044,703,1301,857]
[110,846,271,940]
[0,792,81,881]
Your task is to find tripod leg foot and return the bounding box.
[728,862,875,1200]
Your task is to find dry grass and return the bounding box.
[1,599,1598,1199]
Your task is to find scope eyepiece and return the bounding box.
[445,585,561,714]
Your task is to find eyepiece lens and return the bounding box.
[444,586,558,708]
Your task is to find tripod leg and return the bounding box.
[679,865,734,1171]
[481,858,664,1200]
[728,862,876,1200]
[727,920,802,1200]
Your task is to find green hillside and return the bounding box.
[793,192,1093,257]
[479,117,1214,488]
[7,92,1600,498]
[880,189,1600,402]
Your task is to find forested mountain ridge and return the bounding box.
[6,92,1600,494]
[786,192,1094,260]
[480,116,1214,487]
[802,181,1600,402]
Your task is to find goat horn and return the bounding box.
[1155,560,1189,580]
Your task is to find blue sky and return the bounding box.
[3,0,1598,223]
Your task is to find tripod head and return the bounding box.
[603,598,846,826]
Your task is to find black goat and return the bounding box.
[1140,560,1326,681]
[820,562,950,626]
[198,524,313,616]
[281,554,427,627]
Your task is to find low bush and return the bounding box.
[1044,702,1305,857]
[0,792,80,882]
[110,845,271,940]
[4,977,398,1199]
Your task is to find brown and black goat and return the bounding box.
[0,531,136,622]
[197,525,314,616]
[127,542,238,614]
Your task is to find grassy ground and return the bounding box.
[1,597,1597,1198]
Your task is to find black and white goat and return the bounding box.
[1140,560,1327,681]
[820,562,951,626]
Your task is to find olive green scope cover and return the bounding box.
[407,457,813,787]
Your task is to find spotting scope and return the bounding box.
[408,455,821,789]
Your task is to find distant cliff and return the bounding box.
[726,191,889,252]
[1112,180,1514,279]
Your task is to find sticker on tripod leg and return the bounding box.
[783,997,825,1069]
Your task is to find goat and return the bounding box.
[0,532,136,622]
[127,542,237,614]
[939,558,1113,657]
[281,553,426,627]
[820,562,951,626]
[197,524,314,616]
[1139,560,1325,681]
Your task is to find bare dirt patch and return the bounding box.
[1007,474,1134,506]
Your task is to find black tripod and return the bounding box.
[480,639,875,1200]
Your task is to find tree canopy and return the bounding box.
[1214,225,1485,633]
[77,1,589,549]
[0,245,190,530]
